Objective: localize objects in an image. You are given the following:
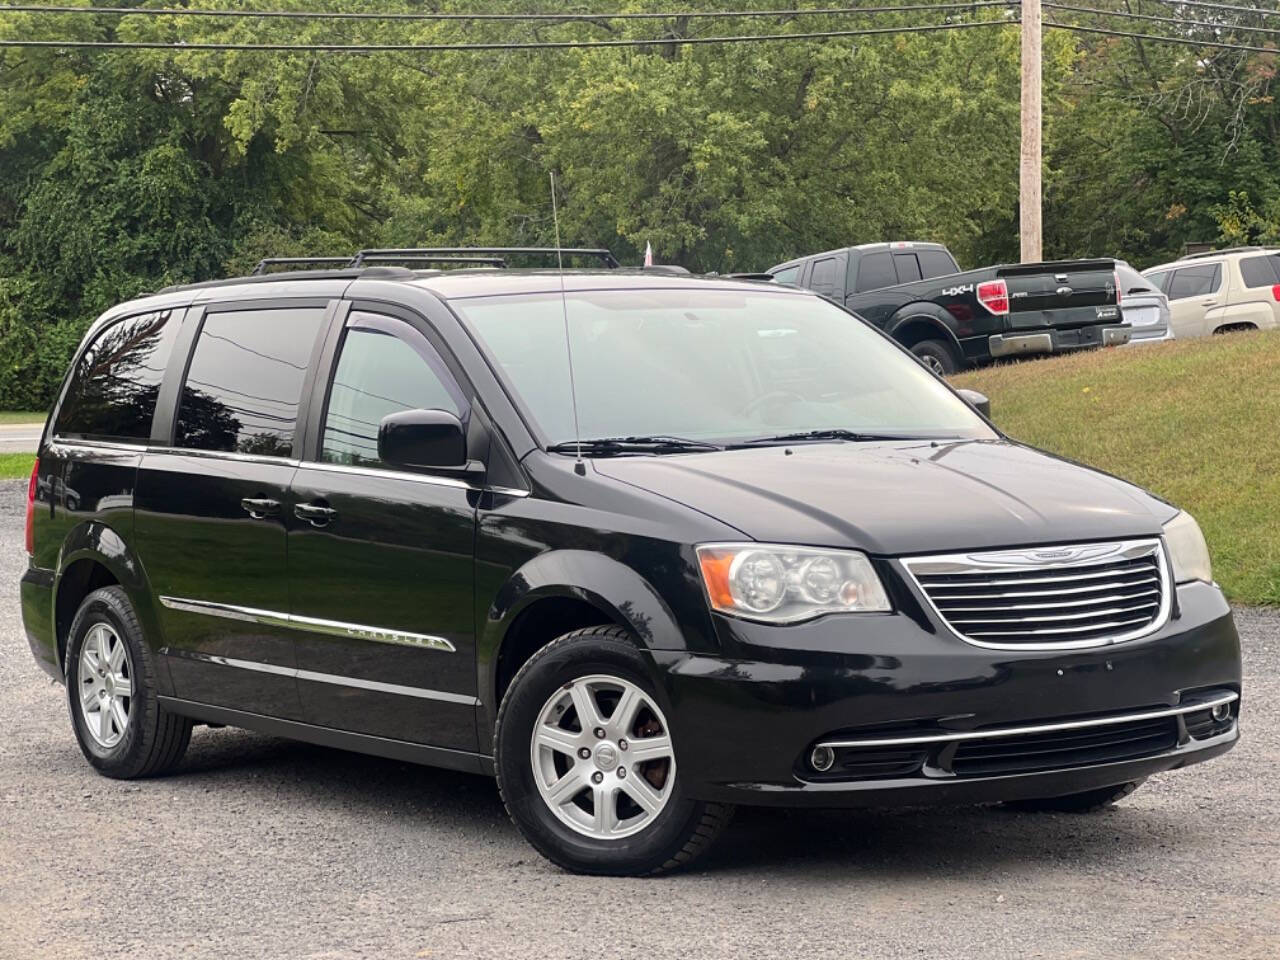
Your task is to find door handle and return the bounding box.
[294,501,338,527]
[1201,299,1219,306]
[240,498,281,520]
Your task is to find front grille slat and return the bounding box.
[906,540,1167,649]
[950,716,1179,776]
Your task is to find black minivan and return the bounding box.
[22,260,1240,875]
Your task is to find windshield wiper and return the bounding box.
[734,429,925,446]
[546,435,724,456]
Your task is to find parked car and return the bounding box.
[1115,261,1174,345]
[1142,247,1280,340]
[767,242,1130,374]
[23,252,1239,876]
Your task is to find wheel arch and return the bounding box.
[888,310,964,360]
[478,549,694,743]
[54,522,163,677]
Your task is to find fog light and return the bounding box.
[1211,703,1231,723]
[810,745,835,772]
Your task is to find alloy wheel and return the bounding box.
[530,674,676,840]
[76,623,133,749]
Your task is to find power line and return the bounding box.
[1046,18,1278,51]
[0,2,1019,22]
[1148,0,1280,21]
[1046,1,1280,37]
[0,18,1018,51]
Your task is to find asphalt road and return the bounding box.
[1,477,1276,960]
[0,423,42,452]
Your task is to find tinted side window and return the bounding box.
[175,307,328,457]
[809,257,839,296]
[771,265,800,286]
[1144,270,1170,292]
[1167,264,1222,301]
[321,314,468,467]
[893,253,922,283]
[1239,255,1280,288]
[918,249,959,279]
[55,310,178,441]
[855,252,896,292]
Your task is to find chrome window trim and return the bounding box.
[816,691,1238,749]
[159,646,477,706]
[902,538,1172,651]
[298,459,531,497]
[50,437,149,455]
[149,446,303,468]
[158,595,456,653]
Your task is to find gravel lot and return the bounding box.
[1,477,1276,960]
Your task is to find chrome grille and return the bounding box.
[904,539,1170,650]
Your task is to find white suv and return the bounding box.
[1143,247,1280,339]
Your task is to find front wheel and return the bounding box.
[494,626,733,875]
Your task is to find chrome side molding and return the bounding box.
[158,595,456,653]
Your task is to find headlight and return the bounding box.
[696,543,890,623]
[1163,510,1213,584]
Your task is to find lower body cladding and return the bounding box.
[651,581,1240,808]
[989,323,1130,359]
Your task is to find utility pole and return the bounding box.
[1020,0,1043,263]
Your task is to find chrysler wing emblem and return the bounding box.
[965,543,1125,567]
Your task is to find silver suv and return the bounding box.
[1143,247,1280,340]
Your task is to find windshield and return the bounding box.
[454,287,995,446]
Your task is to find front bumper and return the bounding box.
[653,581,1240,807]
[989,324,1130,358]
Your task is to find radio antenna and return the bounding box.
[550,171,586,476]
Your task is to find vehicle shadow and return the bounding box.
[170,725,1183,878]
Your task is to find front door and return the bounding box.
[136,302,331,718]
[288,310,479,751]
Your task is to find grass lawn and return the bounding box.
[0,453,34,479]
[953,331,1280,607]
[0,411,44,425]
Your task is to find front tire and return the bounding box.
[1003,779,1145,813]
[65,586,192,779]
[495,626,733,875]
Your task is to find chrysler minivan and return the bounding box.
[22,256,1240,875]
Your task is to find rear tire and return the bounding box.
[65,586,192,779]
[495,626,734,875]
[1003,779,1145,813]
[909,339,959,376]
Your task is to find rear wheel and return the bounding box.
[1003,779,1145,813]
[909,338,959,376]
[66,586,192,779]
[495,626,733,875]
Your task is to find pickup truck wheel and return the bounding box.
[495,626,734,875]
[909,339,958,375]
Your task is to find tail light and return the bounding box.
[976,279,1009,315]
[24,458,38,556]
[1115,269,1123,305]
[1272,284,1280,302]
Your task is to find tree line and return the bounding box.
[1,1,1276,408]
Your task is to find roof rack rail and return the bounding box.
[252,257,354,276]
[1179,245,1269,260]
[354,253,506,268]
[349,246,620,268]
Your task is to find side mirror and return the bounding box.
[377,409,482,476]
[956,388,991,419]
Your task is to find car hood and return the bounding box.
[592,439,1175,556]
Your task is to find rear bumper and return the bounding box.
[653,581,1240,808]
[1125,326,1175,345]
[989,324,1130,358]
[21,564,60,681]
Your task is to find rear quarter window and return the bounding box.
[54,310,179,441]
[855,252,896,293]
[1239,254,1280,288]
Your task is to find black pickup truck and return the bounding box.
[767,242,1129,373]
